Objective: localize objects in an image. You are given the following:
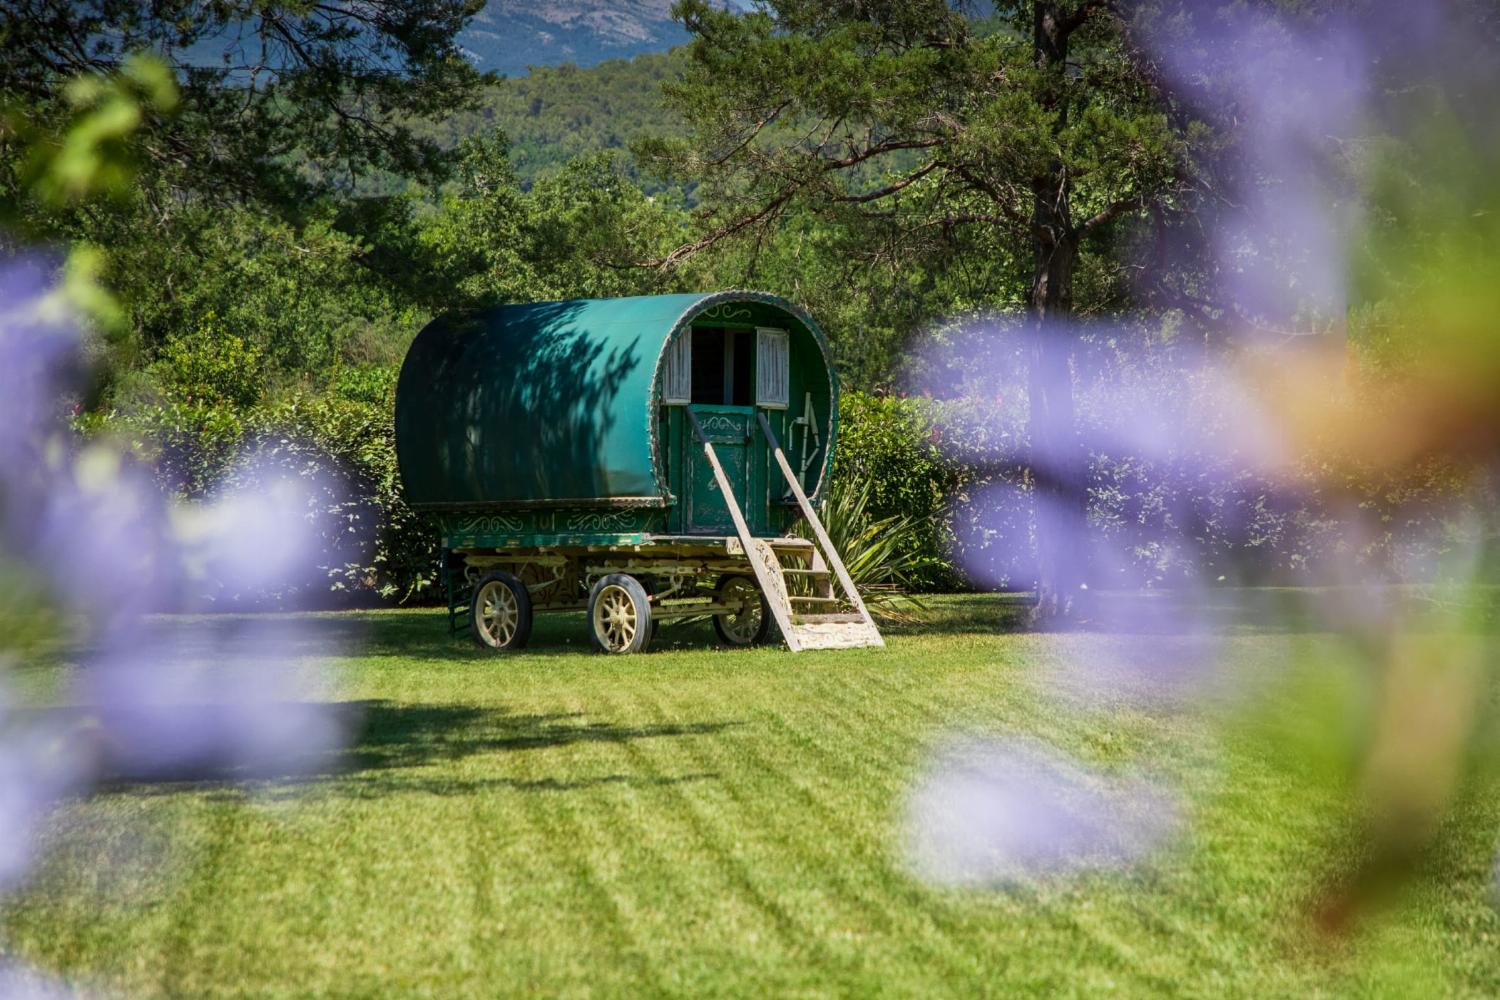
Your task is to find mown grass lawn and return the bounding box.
[5,594,1500,998]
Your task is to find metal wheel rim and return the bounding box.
[719,578,763,644]
[477,580,519,647]
[593,584,638,652]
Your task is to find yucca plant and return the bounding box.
[799,476,933,624]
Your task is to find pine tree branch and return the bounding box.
[1076,192,1145,237]
[829,160,940,203]
[1059,0,1116,38]
[632,185,800,270]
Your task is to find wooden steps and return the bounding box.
[756,412,884,652]
[683,407,884,653]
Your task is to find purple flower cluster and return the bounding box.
[0,255,351,988]
[904,738,1178,887]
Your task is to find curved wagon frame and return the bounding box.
[395,291,883,653]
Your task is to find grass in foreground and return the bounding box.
[4,594,1500,997]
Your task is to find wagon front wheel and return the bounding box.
[471,570,533,651]
[588,574,653,654]
[712,575,772,647]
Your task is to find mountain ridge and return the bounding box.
[460,0,744,77]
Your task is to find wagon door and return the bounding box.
[684,405,753,533]
[666,325,762,534]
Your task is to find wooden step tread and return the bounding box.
[780,568,831,576]
[792,612,866,624]
[790,595,841,605]
[790,621,885,650]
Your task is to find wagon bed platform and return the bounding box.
[446,535,815,555]
[649,535,815,553]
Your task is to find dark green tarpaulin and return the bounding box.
[394,291,833,510]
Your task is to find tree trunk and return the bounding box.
[1027,237,1088,624]
[1027,2,1090,626]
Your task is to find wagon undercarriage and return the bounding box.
[448,532,882,654]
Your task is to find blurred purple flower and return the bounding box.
[0,963,86,1000]
[905,0,1500,909]
[33,452,172,629]
[178,450,331,601]
[0,257,79,470]
[904,738,1179,887]
[83,617,348,781]
[0,680,88,894]
[0,255,350,912]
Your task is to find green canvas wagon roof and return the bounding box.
[394,291,836,511]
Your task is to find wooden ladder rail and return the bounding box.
[757,411,883,645]
[685,408,803,652]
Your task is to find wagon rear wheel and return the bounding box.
[588,574,653,654]
[712,574,772,647]
[471,570,533,651]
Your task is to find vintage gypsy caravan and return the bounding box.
[394,291,882,653]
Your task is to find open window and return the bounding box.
[662,325,791,408]
[664,326,757,406]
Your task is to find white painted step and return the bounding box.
[792,612,863,624]
[789,622,884,650]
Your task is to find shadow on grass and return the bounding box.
[343,702,738,770]
[882,589,1335,638]
[326,771,720,799]
[85,701,739,798]
[135,608,722,661]
[121,586,1497,669]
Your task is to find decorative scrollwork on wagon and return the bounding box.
[698,414,744,437]
[454,514,525,534]
[565,509,637,532]
[696,304,754,322]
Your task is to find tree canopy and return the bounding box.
[642,1,1189,317]
[0,0,487,213]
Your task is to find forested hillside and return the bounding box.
[459,0,691,77]
[419,50,688,190]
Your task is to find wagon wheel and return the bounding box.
[587,574,653,654]
[639,577,663,646]
[470,570,533,651]
[712,574,772,647]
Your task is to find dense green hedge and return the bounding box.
[832,393,963,590]
[88,363,437,607]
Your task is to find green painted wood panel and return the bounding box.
[683,406,754,534]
